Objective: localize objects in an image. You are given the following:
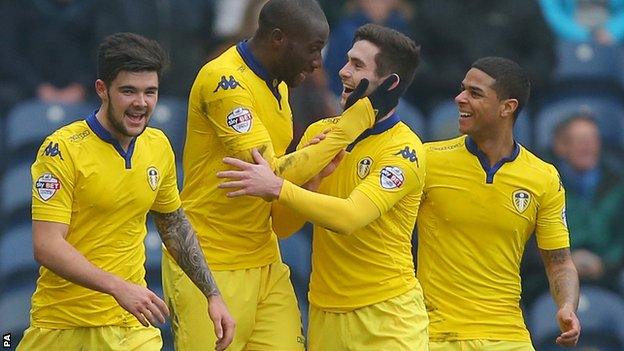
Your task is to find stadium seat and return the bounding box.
[0,222,35,280]
[396,99,426,138]
[1,161,33,226]
[529,286,624,350]
[427,100,532,146]
[6,99,95,160]
[149,96,188,158]
[553,40,621,84]
[534,96,624,152]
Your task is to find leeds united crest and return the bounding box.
[147,166,159,191]
[512,189,531,213]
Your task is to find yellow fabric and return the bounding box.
[429,340,535,351]
[162,253,304,351]
[180,44,376,270]
[307,286,429,351]
[30,117,180,328]
[279,182,380,235]
[417,135,570,342]
[17,325,162,351]
[295,117,426,311]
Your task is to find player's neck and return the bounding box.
[95,108,133,151]
[375,108,396,124]
[470,131,515,168]
[247,37,277,79]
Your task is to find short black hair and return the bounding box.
[257,0,327,38]
[353,23,421,95]
[471,57,530,119]
[97,32,169,86]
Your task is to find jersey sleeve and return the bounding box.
[151,135,182,213]
[31,136,76,224]
[535,165,570,250]
[356,141,426,214]
[202,72,274,156]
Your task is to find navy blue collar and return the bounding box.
[465,136,520,184]
[236,40,283,107]
[85,110,137,169]
[346,113,401,152]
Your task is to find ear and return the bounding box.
[500,98,518,120]
[270,28,286,49]
[95,79,108,100]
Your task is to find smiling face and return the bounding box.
[96,70,158,145]
[338,40,384,108]
[455,68,509,138]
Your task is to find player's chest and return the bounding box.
[426,163,539,231]
[255,94,293,154]
[72,147,167,212]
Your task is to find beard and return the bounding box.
[106,99,148,138]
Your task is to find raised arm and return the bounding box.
[151,208,235,351]
[32,220,169,327]
[539,247,580,348]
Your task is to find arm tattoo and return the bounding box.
[152,208,220,297]
[540,248,579,310]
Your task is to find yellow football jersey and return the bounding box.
[180,42,294,270]
[417,135,570,341]
[30,112,181,328]
[301,114,426,311]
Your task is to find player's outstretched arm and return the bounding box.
[540,248,581,348]
[152,208,235,351]
[217,149,380,235]
[32,220,169,327]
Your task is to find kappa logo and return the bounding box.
[213,75,244,92]
[43,141,63,160]
[227,107,253,133]
[35,173,61,201]
[395,146,418,165]
[357,157,373,179]
[512,189,531,213]
[147,167,159,191]
[380,166,404,190]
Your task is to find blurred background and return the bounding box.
[1,0,624,350]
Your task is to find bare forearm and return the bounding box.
[541,248,580,310]
[152,208,220,297]
[34,231,122,295]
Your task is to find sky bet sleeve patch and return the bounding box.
[35,173,61,201]
[226,107,253,133]
[379,166,404,190]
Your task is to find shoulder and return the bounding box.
[424,136,466,154]
[519,146,560,181]
[194,46,250,96]
[141,127,174,150]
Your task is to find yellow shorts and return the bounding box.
[429,340,535,351]
[307,287,429,351]
[16,325,161,351]
[162,253,305,351]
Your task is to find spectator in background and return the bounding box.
[552,113,624,287]
[94,0,216,98]
[410,0,555,112]
[0,0,99,108]
[324,0,412,97]
[539,0,624,45]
